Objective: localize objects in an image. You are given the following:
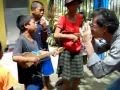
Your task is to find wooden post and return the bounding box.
[0,0,7,49]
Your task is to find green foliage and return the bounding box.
[47,33,56,46]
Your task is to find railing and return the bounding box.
[109,0,120,22]
[47,0,120,46]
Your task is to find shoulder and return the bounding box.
[57,15,66,28]
[17,34,24,40]
[0,67,9,76]
[16,35,25,43]
[58,15,66,21]
[0,66,17,90]
[106,36,120,65]
[76,13,83,19]
[76,13,83,26]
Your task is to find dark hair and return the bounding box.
[93,8,119,35]
[65,0,83,6]
[31,1,44,10]
[16,15,33,33]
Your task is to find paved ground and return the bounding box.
[1,47,120,90]
[49,47,120,90]
[50,66,120,90]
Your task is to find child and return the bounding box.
[54,0,84,90]
[31,1,54,90]
[0,42,18,90]
[12,15,48,90]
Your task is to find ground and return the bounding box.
[49,47,120,90]
[0,47,120,90]
[50,65,120,90]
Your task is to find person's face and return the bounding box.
[25,19,37,33]
[91,16,106,39]
[67,1,80,15]
[32,5,44,19]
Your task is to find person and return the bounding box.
[12,15,49,90]
[31,1,54,90]
[54,0,84,90]
[0,42,18,90]
[81,8,120,90]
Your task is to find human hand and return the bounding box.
[28,56,40,65]
[40,17,47,29]
[40,50,49,55]
[30,50,49,65]
[80,22,92,42]
[52,50,59,57]
[69,34,78,42]
[74,33,80,38]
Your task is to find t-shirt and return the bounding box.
[33,22,50,50]
[57,13,83,33]
[56,13,83,50]
[0,66,17,90]
[13,34,39,84]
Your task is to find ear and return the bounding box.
[31,9,36,14]
[24,24,29,30]
[102,27,108,36]
[31,10,34,14]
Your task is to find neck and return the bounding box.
[23,31,33,41]
[67,13,76,22]
[33,15,41,22]
[104,32,112,43]
[68,12,76,17]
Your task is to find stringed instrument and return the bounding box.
[19,47,64,68]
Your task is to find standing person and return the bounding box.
[81,8,120,90]
[54,0,84,90]
[31,1,54,90]
[12,15,49,90]
[0,42,18,90]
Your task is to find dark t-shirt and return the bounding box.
[33,22,50,50]
[13,34,39,84]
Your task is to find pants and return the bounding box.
[26,75,43,90]
[106,77,120,90]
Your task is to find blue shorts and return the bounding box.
[40,57,54,76]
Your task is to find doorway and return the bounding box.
[4,0,29,45]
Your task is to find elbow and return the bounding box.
[93,73,104,79]
[92,72,103,79]
[91,70,105,79]
[89,67,105,79]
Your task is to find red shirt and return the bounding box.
[56,13,83,53]
[57,13,83,33]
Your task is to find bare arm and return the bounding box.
[82,23,120,78]
[54,27,78,41]
[12,55,39,63]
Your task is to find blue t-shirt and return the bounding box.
[33,22,50,50]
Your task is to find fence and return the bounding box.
[51,0,120,22]
[109,0,120,22]
[47,0,120,46]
